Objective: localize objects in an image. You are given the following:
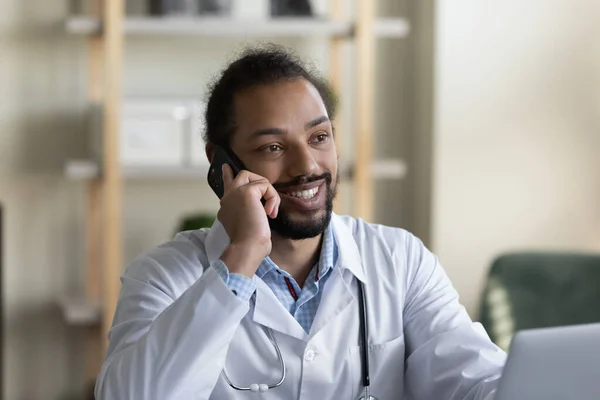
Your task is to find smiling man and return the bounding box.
[95,45,506,400]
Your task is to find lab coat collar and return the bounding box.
[204,213,367,284]
[330,213,367,284]
[203,214,367,340]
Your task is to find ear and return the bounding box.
[205,142,216,164]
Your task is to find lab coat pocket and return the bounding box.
[349,334,405,400]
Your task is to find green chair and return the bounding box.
[478,252,600,351]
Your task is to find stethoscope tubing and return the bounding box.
[222,280,372,398]
[357,281,371,389]
[222,325,286,391]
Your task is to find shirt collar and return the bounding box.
[204,213,366,283]
[255,224,336,280]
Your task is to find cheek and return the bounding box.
[319,148,338,172]
[246,160,284,183]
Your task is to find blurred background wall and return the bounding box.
[0,0,599,398]
[431,0,600,315]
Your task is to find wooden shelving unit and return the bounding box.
[65,0,410,389]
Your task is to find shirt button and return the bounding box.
[304,349,316,362]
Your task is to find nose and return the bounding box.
[286,143,319,178]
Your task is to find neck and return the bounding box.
[269,233,323,288]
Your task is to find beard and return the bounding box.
[268,170,339,240]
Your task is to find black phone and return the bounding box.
[207,146,246,199]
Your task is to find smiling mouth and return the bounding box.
[283,186,319,200]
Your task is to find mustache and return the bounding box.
[272,172,332,191]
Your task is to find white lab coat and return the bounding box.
[95,213,506,400]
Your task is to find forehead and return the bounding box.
[232,79,328,135]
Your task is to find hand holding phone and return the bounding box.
[208,147,280,274]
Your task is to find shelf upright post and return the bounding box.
[102,0,125,352]
[354,0,375,221]
[329,0,345,214]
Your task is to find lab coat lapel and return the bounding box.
[308,268,355,338]
[309,215,368,337]
[330,214,368,283]
[252,279,308,341]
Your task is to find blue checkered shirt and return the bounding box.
[212,226,337,333]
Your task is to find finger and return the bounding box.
[266,188,281,218]
[245,180,279,213]
[222,163,234,192]
[268,196,280,219]
[258,183,280,219]
[264,198,275,218]
[227,169,259,191]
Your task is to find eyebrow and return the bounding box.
[304,115,330,130]
[249,116,330,140]
[249,127,284,139]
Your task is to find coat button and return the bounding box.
[304,349,316,361]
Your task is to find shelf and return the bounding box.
[64,158,407,181]
[373,17,412,38]
[369,158,408,179]
[58,294,101,326]
[65,160,210,180]
[64,16,410,38]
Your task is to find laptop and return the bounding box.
[495,323,600,400]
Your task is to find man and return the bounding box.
[95,46,506,400]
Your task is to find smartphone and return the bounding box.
[207,146,246,199]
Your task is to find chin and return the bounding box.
[289,207,326,219]
[269,207,332,240]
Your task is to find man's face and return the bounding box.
[229,78,338,240]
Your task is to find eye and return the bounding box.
[264,144,283,152]
[310,132,330,144]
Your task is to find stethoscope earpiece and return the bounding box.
[249,384,269,393]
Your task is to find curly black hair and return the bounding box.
[203,44,337,147]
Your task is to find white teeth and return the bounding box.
[287,186,319,199]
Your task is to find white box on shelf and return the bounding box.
[89,98,205,168]
[231,0,270,19]
[120,99,188,166]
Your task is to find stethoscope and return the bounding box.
[222,281,377,400]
